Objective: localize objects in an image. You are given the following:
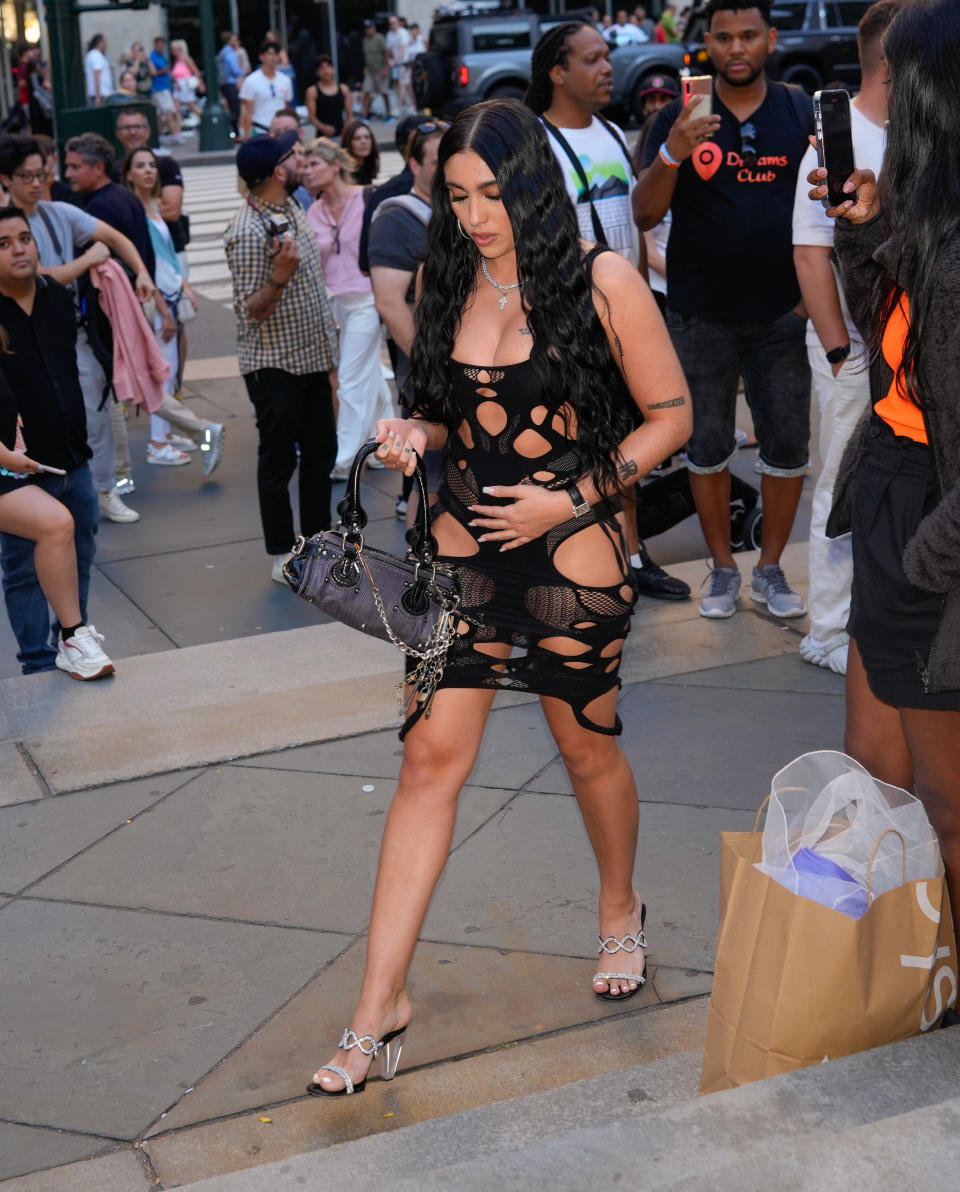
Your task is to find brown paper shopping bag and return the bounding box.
[699,826,958,1094]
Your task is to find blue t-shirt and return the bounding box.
[149,50,172,92]
[218,44,242,86]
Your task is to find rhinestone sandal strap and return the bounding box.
[595,970,646,982]
[597,929,647,955]
[318,1063,354,1094]
[338,1027,383,1057]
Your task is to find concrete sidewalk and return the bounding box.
[0,525,850,1187]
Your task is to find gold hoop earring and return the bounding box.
[457,221,472,241]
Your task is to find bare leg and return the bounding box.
[756,473,804,569]
[689,468,736,569]
[541,690,644,997]
[844,639,914,790]
[0,487,81,629]
[311,679,503,1092]
[898,706,960,960]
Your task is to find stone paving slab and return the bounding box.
[0,625,403,792]
[149,936,662,1133]
[420,794,751,971]
[658,651,846,695]
[142,1001,709,1189]
[0,1146,152,1191]
[0,741,44,805]
[0,1123,114,1184]
[527,677,844,806]
[0,770,199,892]
[0,900,341,1140]
[238,701,562,792]
[29,766,511,932]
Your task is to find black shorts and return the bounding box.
[848,415,960,710]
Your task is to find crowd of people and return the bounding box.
[1,0,958,1076]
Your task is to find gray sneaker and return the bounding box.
[699,565,741,619]
[751,564,807,618]
[200,422,225,477]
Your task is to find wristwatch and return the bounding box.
[825,343,851,365]
[566,483,590,518]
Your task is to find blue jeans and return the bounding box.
[666,307,810,477]
[0,463,98,674]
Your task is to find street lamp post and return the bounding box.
[197,0,233,150]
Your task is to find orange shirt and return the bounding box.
[874,294,928,444]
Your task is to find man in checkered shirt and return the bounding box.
[225,130,339,583]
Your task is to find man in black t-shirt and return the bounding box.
[368,122,443,520]
[0,208,112,677]
[65,133,156,281]
[635,0,813,622]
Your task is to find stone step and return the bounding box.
[0,543,809,795]
[173,1027,960,1192]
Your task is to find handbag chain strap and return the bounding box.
[355,550,459,719]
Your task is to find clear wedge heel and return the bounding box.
[306,1026,407,1097]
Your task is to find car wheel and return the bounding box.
[780,61,823,94]
[631,72,679,124]
[486,84,525,102]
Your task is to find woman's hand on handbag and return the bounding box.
[468,484,573,551]
[374,418,428,476]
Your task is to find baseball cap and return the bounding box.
[638,74,680,99]
[236,129,298,185]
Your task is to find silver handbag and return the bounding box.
[283,441,460,717]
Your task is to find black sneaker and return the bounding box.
[633,548,691,602]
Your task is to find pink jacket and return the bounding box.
[90,258,169,413]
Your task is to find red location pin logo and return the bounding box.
[692,142,722,181]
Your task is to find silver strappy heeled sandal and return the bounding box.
[594,901,647,1001]
[306,1026,407,1097]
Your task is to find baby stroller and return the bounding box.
[634,464,763,553]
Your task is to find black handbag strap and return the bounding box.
[541,116,608,246]
[337,439,438,562]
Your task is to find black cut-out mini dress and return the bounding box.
[402,329,637,739]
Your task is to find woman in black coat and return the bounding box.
[811,0,960,959]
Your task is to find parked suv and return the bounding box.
[683,0,867,93]
[414,5,687,123]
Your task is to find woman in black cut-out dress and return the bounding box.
[308,101,691,1098]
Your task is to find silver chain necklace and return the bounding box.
[480,257,521,311]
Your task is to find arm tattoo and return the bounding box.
[247,284,280,320]
[617,459,639,481]
[647,396,686,410]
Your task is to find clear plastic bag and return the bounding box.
[755,751,942,915]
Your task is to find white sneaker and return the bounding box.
[147,442,191,466]
[98,489,140,523]
[55,625,115,680]
[271,553,292,584]
[167,434,199,453]
[799,632,849,674]
[199,422,225,477]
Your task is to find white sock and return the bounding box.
[629,552,642,568]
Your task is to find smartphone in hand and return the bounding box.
[814,89,857,209]
[682,75,713,121]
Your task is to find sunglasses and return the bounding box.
[739,121,757,167]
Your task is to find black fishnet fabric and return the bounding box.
[400,357,635,740]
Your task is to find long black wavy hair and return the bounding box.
[524,21,588,116]
[408,99,635,497]
[870,0,960,405]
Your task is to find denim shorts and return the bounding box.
[666,307,811,476]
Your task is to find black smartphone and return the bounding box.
[814,89,857,210]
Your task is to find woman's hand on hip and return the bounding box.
[469,484,573,551]
[375,418,428,476]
